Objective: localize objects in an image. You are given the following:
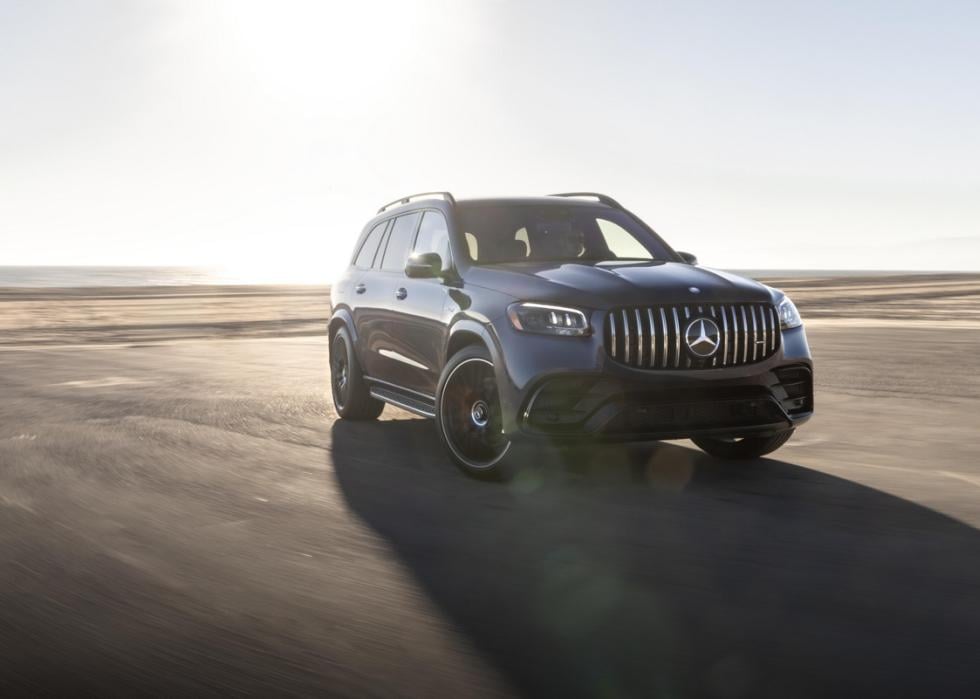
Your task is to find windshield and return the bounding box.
[457,203,675,265]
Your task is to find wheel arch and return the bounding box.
[328,308,357,344]
[446,319,497,364]
[328,308,364,367]
[444,317,523,435]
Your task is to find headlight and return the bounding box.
[777,295,803,329]
[507,302,591,336]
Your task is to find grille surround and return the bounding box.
[604,303,780,369]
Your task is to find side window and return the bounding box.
[464,232,479,261]
[413,211,451,268]
[597,218,653,260]
[380,212,422,272]
[353,221,388,269]
[514,228,530,258]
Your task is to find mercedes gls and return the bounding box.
[329,192,813,479]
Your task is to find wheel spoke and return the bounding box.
[441,358,509,466]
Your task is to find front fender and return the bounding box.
[447,317,504,368]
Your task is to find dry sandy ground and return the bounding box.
[1,273,978,345]
[0,276,978,697]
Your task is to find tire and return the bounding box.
[330,326,384,420]
[436,345,515,480]
[692,429,794,459]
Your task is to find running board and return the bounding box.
[369,386,436,418]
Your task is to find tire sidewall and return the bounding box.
[436,345,513,480]
[330,327,353,413]
[330,324,382,420]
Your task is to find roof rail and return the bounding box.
[378,191,456,214]
[549,192,623,209]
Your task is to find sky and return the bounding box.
[1,0,978,280]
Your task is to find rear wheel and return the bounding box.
[436,346,514,480]
[330,326,384,420]
[692,429,794,459]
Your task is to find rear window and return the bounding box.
[380,212,422,272]
[353,221,387,269]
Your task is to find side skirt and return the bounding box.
[364,376,436,419]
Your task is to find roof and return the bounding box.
[367,193,622,226]
[455,196,615,208]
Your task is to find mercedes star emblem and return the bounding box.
[685,317,721,358]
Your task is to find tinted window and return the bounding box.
[353,221,387,269]
[458,204,671,264]
[380,212,421,272]
[413,211,451,267]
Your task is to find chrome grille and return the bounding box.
[604,303,780,369]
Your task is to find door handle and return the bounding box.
[355,283,366,294]
[395,287,408,300]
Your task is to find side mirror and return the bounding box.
[405,252,443,278]
[677,251,698,265]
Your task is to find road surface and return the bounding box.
[1,325,979,697]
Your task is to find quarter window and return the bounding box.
[380,212,422,272]
[353,221,387,269]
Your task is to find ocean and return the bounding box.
[0,266,291,287]
[0,266,951,288]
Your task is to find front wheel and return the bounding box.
[436,346,514,480]
[692,429,794,459]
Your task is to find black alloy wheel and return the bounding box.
[437,347,512,478]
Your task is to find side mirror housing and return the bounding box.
[677,251,698,265]
[405,252,443,278]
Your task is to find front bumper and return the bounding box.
[520,365,812,441]
[485,316,813,441]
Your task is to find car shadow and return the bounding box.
[330,418,980,698]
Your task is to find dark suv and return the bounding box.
[329,192,813,479]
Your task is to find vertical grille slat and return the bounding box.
[635,309,644,367]
[622,309,630,365]
[731,305,740,364]
[606,302,780,370]
[720,304,729,366]
[760,304,768,356]
[671,306,681,369]
[709,305,718,367]
[770,306,778,352]
[609,312,618,361]
[647,309,656,368]
[740,306,749,365]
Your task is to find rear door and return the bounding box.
[355,211,422,381]
[348,219,389,366]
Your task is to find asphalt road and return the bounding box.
[1,326,979,697]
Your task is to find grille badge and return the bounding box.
[685,318,721,358]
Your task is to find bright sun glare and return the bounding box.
[201,0,428,284]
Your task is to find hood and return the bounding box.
[464,260,774,307]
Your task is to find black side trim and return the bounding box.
[363,376,436,418]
